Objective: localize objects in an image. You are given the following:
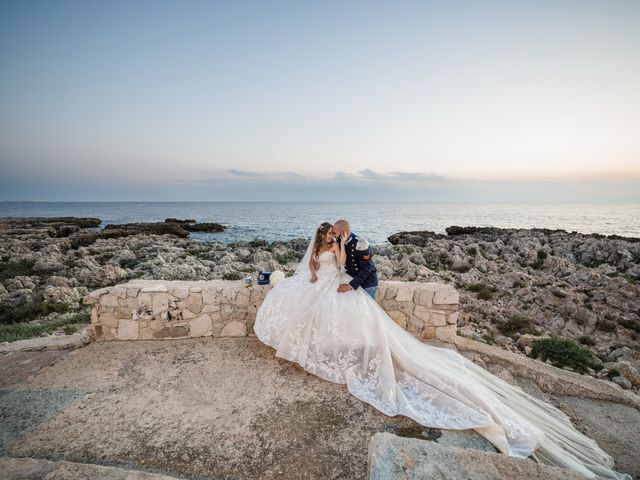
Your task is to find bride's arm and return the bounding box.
[309,254,318,282]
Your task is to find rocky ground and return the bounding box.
[385,228,640,392]
[1,336,638,480]
[1,217,639,393]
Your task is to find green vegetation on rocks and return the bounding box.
[0,258,36,281]
[529,337,597,374]
[0,309,90,342]
[0,301,71,325]
[531,249,548,269]
[497,314,541,337]
[222,272,243,280]
[466,283,496,301]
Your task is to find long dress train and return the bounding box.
[253,250,630,480]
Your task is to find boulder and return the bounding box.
[368,433,587,480]
[616,361,640,386]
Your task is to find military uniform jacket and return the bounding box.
[342,232,378,290]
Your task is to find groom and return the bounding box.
[332,219,379,300]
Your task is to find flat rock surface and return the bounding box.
[0,456,185,479]
[368,433,588,480]
[550,395,640,480]
[0,331,91,354]
[0,338,636,479]
[0,338,451,479]
[0,350,72,388]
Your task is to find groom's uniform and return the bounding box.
[342,232,378,299]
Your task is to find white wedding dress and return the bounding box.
[254,248,630,480]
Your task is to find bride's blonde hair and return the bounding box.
[313,222,334,259]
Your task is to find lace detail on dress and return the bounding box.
[346,349,398,415]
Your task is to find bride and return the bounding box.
[253,222,630,480]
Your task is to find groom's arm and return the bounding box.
[348,241,375,290]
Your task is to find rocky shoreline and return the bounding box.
[1,216,639,392]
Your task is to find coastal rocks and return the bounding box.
[84,280,460,343]
[44,275,74,288]
[493,334,514,347]
[103,222,191,238]
[74,262,129,287]
[32,254,65,274]
[41,285,82,305]
[111,248,137,264]
[597,360,640,389]
[612,376,633,389]
[385,227,640,359]
[387,230,445,247]
[4,276,37,292]
[605,346,639,366]
[164,217,225,232]
[66,219,226,249]
[0,217,101,241]
[182,222,225,233]
[0,216,101,228]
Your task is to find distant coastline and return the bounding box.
[1,201,639,242]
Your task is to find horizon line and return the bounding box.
[1,200,640,205]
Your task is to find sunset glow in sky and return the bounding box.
[1,1,639,201]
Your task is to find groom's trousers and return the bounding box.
[364,286,377,301]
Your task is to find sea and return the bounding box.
[1,202,639,244]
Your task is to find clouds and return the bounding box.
[0,170,637,203]
[181,168,448,188]
[357,169,448,183]
[140,168,640,203]
[1,162,638,202]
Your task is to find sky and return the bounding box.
[0,0,639,202]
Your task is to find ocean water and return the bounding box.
[1,202,639,244]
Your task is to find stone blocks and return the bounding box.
[85,279,459,343]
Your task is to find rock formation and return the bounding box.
[2,217,639,393]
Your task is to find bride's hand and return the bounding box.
[340,231,348,244]
[310,273,318,283]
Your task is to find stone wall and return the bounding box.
[376,281,459,343]
[83,279,459,343]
